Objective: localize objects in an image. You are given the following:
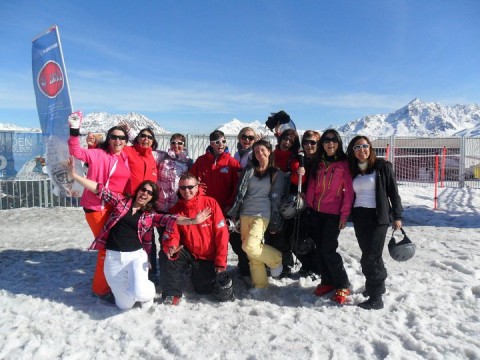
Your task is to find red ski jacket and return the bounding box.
[190,148,241,213]
[163,193,229,269]
[123,144,157,195]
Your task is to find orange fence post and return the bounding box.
[385,144,390,160]
[440,146,446,188]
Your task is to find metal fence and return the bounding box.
[1,135,479,209]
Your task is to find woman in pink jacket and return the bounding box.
[68,113,131,302]
[305,129,354,305]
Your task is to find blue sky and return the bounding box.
[1,1,479,133]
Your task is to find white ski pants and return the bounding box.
[104,249,155,310]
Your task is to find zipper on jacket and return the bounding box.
[316,165,327,211]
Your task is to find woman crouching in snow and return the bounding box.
[66,157,211,310]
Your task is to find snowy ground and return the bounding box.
[0,186,479,359]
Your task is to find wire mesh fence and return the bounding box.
[1,135,479,209]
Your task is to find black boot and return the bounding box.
[358,296,384,310]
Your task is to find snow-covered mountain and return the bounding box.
[0,112,169,135]
[81,112,169,135]
[0,123,41,132]
[216,119,270,135]
[336,98,480,137]
[2,99,480,137]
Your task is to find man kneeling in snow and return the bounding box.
[159,173,233,305]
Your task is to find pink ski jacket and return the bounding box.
[305,159,354,223]
[68,135,130,211]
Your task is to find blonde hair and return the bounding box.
[237,127,256,141]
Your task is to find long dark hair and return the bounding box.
[318,129,347,160]
[134,180,159,213]
[252,139,276,178]
[310,129,346,177]
[98,126,129,152]
[134,127,158,150]
[346,135,377,177]
[277,128,301,153]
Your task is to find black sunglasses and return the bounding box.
[211,139,227,146]
[241,134,255,141]
[139,187,154,196]
[109,134,127,141]
[139,133,154,140]
[179,184,198,190]
[323,137,339,144]
[302,140,317,146]
[171,141,184,146]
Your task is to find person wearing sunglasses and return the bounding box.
[262,128,301,278]
[347,135,403,310]
[66,158,210,310]
[190,130,241,216]
[227,127,261,280]
[155,133,193,213]
[121,127,158,196]
[68,113,131,303]
[234,127,259,169]
[305,129,354,305]
[159,173,231,304]
[288,130,322,279]
[151,133,193,284]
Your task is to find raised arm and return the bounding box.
[66,156,99,194]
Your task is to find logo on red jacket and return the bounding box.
[37,61,64,98]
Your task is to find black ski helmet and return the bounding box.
[212,272,234,302]
[265,110,291,131]
[226,218,240,233]
[295,236,315,255]
[279,194,306,219]
[388,228,416,262]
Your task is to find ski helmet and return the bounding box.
[279,194,306,219]
[212,272,234,302]
[295,236,315,255]
[388,228,416,262]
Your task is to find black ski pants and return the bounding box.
[307,210,350,289]
[265,221,294,268]
[229,231,251,277]
[352,207,389,298]
[159,247,216,298]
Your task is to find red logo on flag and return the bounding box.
[37,61,64,98]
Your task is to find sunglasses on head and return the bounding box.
[211,139,227,146]
[241,134,255,141]
[179,184,197,190]
[139,133,154,140]
[302,140,317,146]
[323,137,339,144]
[109,134,127,141]
[139,187,154,196]
[171,141,184,146]
[353,144,370,151]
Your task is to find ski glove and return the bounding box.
[68,111,83,129]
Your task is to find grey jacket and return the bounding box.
[228,166,289,233]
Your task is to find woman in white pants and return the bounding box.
[67,157,210,310]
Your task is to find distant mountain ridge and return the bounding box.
[335,98,480,137]
[1,99,480,137]
[80,112,169,135]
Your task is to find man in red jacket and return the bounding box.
[190,130,241,215]
[159,173,233,305]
